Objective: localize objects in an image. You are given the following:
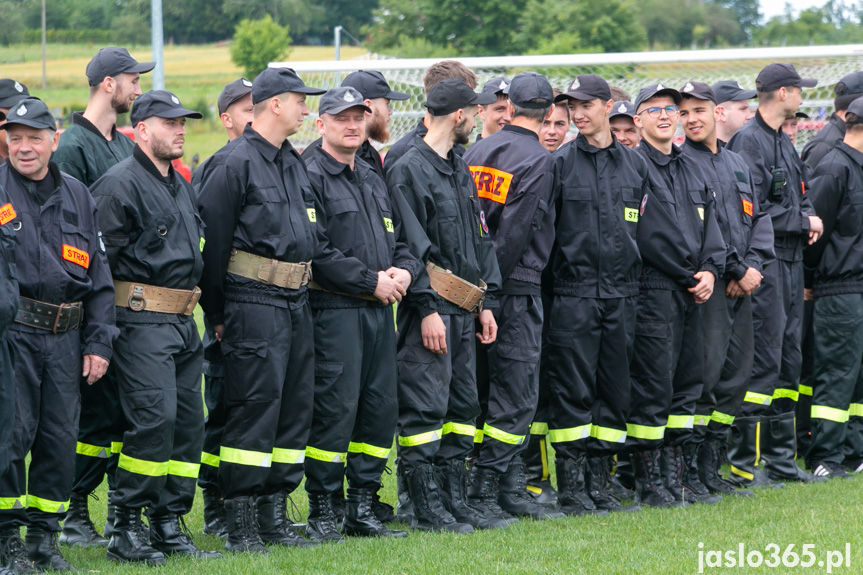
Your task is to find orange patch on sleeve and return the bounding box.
[469,165,513,205]
[0,203,16,225]
[62,244,89,269]
[742,199,753,217]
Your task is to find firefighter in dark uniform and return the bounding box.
[802,71,863,170]
[476,76,511,141]
[91,90,219,565]
[462,72,562,522]
[192,78,254,539]
[196,67,324,553]
[302,87,418,541]
[387,78,504,533]
[0,98,117,574]
[0,79,30,161]
[803,97,863,478]
[678,82,775,496]
[628,83,726,507]
[726,64,824,486]
[52,47,154,549]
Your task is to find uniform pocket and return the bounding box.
[59,221,91,279]
[325,197,362,249]
[126,388,164,430]
[313,361,347,420]
[244,186,283,237]
[221,340,268,359]
[397,345,434,364]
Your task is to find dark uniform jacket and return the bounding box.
[463,125,556,293]
[802,113,845,170]
[92,146,204,325]
[304,145,421,308]
[386,136,501,317]
[683,138,775,281]
[0,187,18,338]
[727,110,816,262]
[196,124,317,325]
[53,113,135,186]
[0,162,117,360]
[804,142,863,295]
[637,139,726,290]
[303,138,385,181]
[384,119,466,175]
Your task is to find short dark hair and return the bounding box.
[835,92,861,113]
[609,85,630,101]
[846,110,863,129]
[511,99,551,121]
[552,88,569,120]
[755,82,796,101]
[422,61,477,96]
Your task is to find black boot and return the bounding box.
[224,497,269,554]
[498,458,565,520]
[404,464,473,533]
[148,513,222,558]
[103,490,116,540]
[523,435,559,509]
[607,455,635,499]
[306,493,346,543]
[59,492,107,548]
[0,528,39,574]
[727,416,785,489]
[678,444,722,504]
[660,445,700,504]
[437,461,509,530]
[106,506,167,565]
[631,450,685,508]
[256,492,316,547]
[761,413,826,483]
[467,466,520,526]
[586,456,640,513]
[202,487,227,537]
[394,467,414,523]
[555,456,608,516]
[697,439,753,497]
[343,487,407,538]
[370,484,395,524]
[332,488,345,524]
[26,528,79,572]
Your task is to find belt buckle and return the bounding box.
[128,285,146,312]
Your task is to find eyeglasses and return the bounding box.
[637,105,679,118]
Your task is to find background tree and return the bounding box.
[230,15,292,79]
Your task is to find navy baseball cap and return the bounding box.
[635,83,682,110]
[86,48,155,86]
[609,101,636,120]
[252,67,325,104]
[834,71,863,96]
[679,81,717,103]
[0,79,29,109]
[508,72,553,109]
[711,80,757,103]
[0,98,55,131]
[319,87,372,115]
[425,78,495,116]
[130,90,203,125]
[756,63,817,93]
[481,76,511,97]
[342,70,409,100]
[557,74,611,103]
[218,78,253,115]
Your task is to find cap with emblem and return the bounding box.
[217,78,253,115]
[507,72,553,109]
[556,74,611,103]
[86,47,155,87]
[425,78,496,116]
[0,98,56,131]
[609,101,636,120]
[0,79,29,109]
[634,83,682,110]
[252,67,326,105]
[679,81,716,103]
[710,80,757,104]
[834,71,863,96]
[130,90,203,125]
[342,70,409,101]
[481,76,511,97]
[755,63,817,93]
[319,87,372,116]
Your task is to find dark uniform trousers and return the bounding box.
[198,318,226,491]
[397,309,479,467]
[305,306,397,494]
[796,299,815,453]
[218,294,314,499]
[112,316,203,516]
[739,258,803,417]
[808,294,863,466]
[0,229,16,476]
[73,369,123,494]
[0,328,81,531]
[544,295,635,459]
[694,279,754,442]
[626,288,704,450]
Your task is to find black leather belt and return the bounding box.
[15,297,82,333]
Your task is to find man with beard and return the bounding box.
[0,79,30,161]
[53,46,155,550]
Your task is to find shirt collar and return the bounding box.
[502,124,539,141]
[243,123,284,163]
[838,141,863,167]
[133,144,174,184]
[71,112,118,142]
[414,136,454,176]
[313,145,354,177]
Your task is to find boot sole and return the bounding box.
[59,537,108,548]
[106,551,167,566]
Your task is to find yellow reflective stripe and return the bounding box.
[547,424,591,444]
[474,429,484,443]
[168,460,200,479]
[850,403,863,418]
[348,442,390,459]
[530,422,549,436]
[772,388,799,402]
[201,452,220,468]
[398,428,443,447]
[811,405,850,423]
[799,384,813,396]
[118,453,169,477]
[711,411,735,426]
[744,391,772,405]
[482,423,525,445]
[220,446,271,468]
[111,442,123,454]
[0,496,26,510]
[305,446,347,463]
[626,423,665,440]
[76,442,109,458]
[666,415,694,429]
[442,422,477,437]
[273,448,305,464]
[730,465,754,481]
[755,420,761,464]
[693,414,711,427]
[27,495,69,514]
[591,425,626,443]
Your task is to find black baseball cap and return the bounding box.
[634,83,682,110]
[319,87,372,116]
[679,81,717,103]
[425,78,495,116]
[130,90,203,125]
[846,96,863,118]
[710,80,757,104]
[218,78,253,115]
[508,72,553,109]
[556,74,611,103]
[342,70,409,100]
[795,111,810,119]
[252,67,325,105]
[756,63,817,93]
[0,98,55,131]
[609,101,636,120]
[481,76,511,97]
[834,71,863,96]
[0,79,29,109]
[86,48,155,86]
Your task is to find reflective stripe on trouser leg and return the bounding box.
[665,296,704,447]
[73,367,126,495]
[198,346,227,491]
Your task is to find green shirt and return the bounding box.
[53,112,135,186]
